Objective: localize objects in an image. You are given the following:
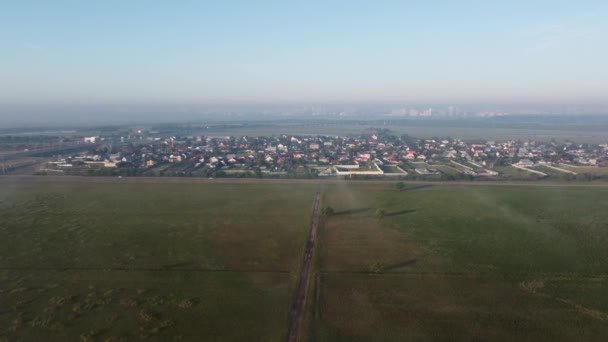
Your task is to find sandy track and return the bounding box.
[286,190,321,342]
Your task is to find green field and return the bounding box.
[2,178,608,341]
[560,165,608,176]
[428,164,457,174]
[0,179,317,341]
[195,122,608,144]
[534,165,565,177]
[312,182,608,341]
[494,166,544,180]
[380,165,407,175]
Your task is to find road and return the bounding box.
[287,190,321,342]
[0,143,99,160]
[2,174,608,188]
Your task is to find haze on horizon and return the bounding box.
[1,1,608,117]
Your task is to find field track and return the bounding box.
[2,175,608,187]
[287,190,321,342]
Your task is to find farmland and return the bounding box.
[0,179,317,341]
[187,119,608,144]
[2,177,608,341]
[311,182,608,341]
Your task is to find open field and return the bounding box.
[560,165,608,176]
[312,183,608,341]
[1,270,289,341]
[534,165,567,177]
[194,122,608,144]
[0,180,317,341]
[2,177,608,341]
[431,164,462,176]
[380,165,407,175]
[0,157,46,175]
[493,166,543,180]
[4,174,608,190]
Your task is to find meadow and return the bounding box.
[2,178,608,341]
[0,179,317,341]
[311,182,608,341]
[194,119,608,144]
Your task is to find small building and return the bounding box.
[516,159,534,167]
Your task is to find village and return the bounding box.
[41,128,608,180]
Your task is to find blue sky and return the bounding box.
[1,1,607,105]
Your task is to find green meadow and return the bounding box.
[0,180,316,341]
[1,178,608,341]
[312,183,608,341]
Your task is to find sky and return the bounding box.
[1,1,608,107]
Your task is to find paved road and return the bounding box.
[287,190,321,342]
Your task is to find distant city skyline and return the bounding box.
[1,1,608,108]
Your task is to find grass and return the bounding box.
[0,157,45,175]
[408,161,431,168]
[461,160,481,169]
[316,273,608,342]
[534,165,567,177]
[0,180,317,341]
[196,122,608,144]
[494,166,543,179]
[143,162,174,176]
[379,165,407,176]
[3,178,608,341]
[431,164,462,175]
[0,182,315,271]
[311,182,608,341]
[560,165,608,176]
[1,270,290,341]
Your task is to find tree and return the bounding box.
[369,261,384,273]
[322,206,335,216]
[396,182,405,191]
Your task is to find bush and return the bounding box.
[322,206,335,216]
[369,261,385,273]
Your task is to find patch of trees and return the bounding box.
[369,261,385,273]
[322,206,335,216]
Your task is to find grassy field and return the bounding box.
[534,165,566,177]
[560,165,608,176]
[0,180,317,341]
[0,157,46,175]
[431,164,462,175]
[196,122,608,144]
[380,165,407,175]
[311,182,608,341]
[3,178,608,341]
[494,166,544,180]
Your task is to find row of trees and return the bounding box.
[322,206,386,218]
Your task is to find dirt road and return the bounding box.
[2,174,608,188]
[287,190,321,342]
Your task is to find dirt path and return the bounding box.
[3,174,608,188]
[287,190,321,342]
